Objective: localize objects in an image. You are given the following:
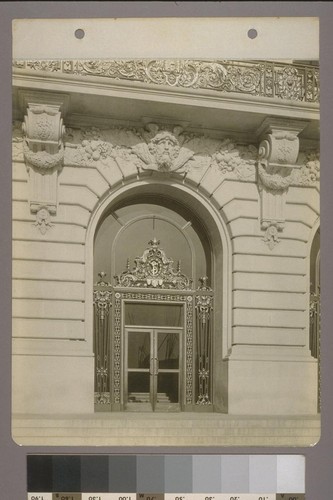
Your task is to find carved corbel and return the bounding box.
[257,118,307,248]
[22,103,65,231]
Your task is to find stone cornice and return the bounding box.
[13,59,320,104]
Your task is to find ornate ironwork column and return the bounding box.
[93,272,112,405]
[195,277,213,405]
[310,288,321,411]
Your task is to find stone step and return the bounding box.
[128,392,171,403]
[12,413,320,447]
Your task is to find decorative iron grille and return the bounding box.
[310,289,321,412]
[93,272,112,406]
[93,241,215,410]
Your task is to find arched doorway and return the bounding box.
[88,181,230,413]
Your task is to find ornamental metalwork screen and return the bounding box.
[93,239,214,410]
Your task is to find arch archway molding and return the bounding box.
[87,178,233,412]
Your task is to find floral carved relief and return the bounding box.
[291,151,320,186]
[62,123,320,195]
[211,139,257,179]
[64,123,259,182]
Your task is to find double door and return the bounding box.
[125,327,182,411]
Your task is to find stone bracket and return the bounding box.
[22,99,66,233]
[256,118,308,248]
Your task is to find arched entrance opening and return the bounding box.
[90,181,229,413]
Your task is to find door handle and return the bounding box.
[150,357,159,375]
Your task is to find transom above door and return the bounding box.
[125,327,182,411]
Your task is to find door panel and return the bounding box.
[126,329,152,411]
[128,330,151,369]
[157,331,180,369]
[125,327,182,411]
[154,330,180,411]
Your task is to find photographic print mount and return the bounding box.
[12,18,320,447]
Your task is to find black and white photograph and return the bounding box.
[11,17,320,447]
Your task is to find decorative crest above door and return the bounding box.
[114,238,192,290]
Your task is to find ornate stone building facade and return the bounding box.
[12,59,320,445]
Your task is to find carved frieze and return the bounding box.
[62,123,321,193]
[64,123,258,182]
[14,115,319,248]
[13,59,320,103]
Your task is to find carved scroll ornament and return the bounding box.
[258,125,302,192]
[23,104,65,172]
[257,118,308,249]
[22,103,66,233]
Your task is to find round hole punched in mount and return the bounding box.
[247,28,258,39]
[74,29,85,40]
